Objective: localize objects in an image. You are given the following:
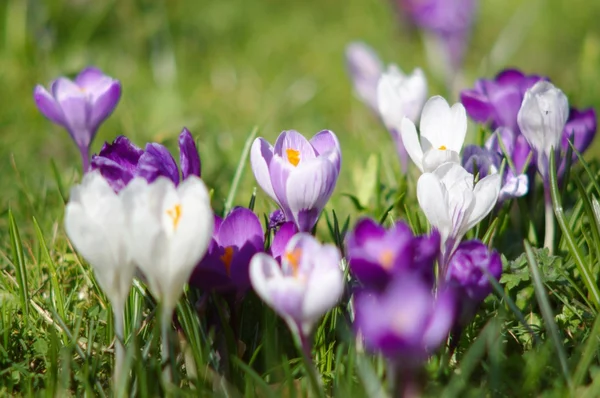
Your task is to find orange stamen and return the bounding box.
[220,246,234,276]
[284,248,303,276]
[286,148,301,166]
[379,250,395,270]
[438,145,447,150]
[166,204,182,229]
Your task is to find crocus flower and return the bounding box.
[64,170,133,386]
[345,218,439,290]
[91,128,200,192]
[417,162,501,265]
[190,207,264,295]
[399,0,477,81]
[354,275,456,368]
[460,69,546,133]
[345,42,384,113]
[462,143,528,202]
[377,66,428,171]
[122,175,213,379]
[401,96,467,172]
[250,130,341,232]
[445,240,502,302]
[269,221,299,263]
[250,233,343,338]
[561,108,597,161]
[34,67,121,171]
[517,81,569,179]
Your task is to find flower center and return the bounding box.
[166,204,182,230]
[379,250,395,270]
[284,248,303,276]
[286,148,301,166]
[438,145,447,150]
[220,246,234,276]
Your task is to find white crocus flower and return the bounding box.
[122,175,213,380]
[417,162,501,264]
[65,170,134,387]
[401,96,467,172]
[517,81,569,178]
[377,65,428,128]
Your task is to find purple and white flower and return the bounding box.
[250,130,341,232]
[34,67,121,171]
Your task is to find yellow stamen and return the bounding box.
[284,248,303,276]
[220,246,234,276]
[379,250,395,270]
[438,145,447,150]
[286,148,301,166]
[166,204,182,230]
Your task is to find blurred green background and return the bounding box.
[1,0,600,218]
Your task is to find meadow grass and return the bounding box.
[1,0,600,396]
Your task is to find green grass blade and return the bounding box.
[8,209,29,323]
[573,313,600,387]
[524,240,571,388]
[224,126,259,215]
[549,151,600,310]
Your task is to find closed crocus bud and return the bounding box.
[34,67,121,171]
[190,207,264,295]
[517,81,569,178]
[401,96,467,172]
[446,240,501,302]
[346,218,439,289]
[354,275,456,368]
[377,66,428,171]
[64,170,134,385]
[250,130,341,232]
[91,128,201,192]
[345,42,384,113]
[417,162,501,263]
[250,233,344,338]
[123,175,213,321]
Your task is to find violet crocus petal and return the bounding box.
[302,244,343,320]
[250,138,278,203]
[213,214,223,236]
[345,41,384,112]
[94,136,143,172]
[89,156,134,192]
[33,85,66,126]
[88,81,121,131]
[499,173,528,201]
[460,88,493,124]
[422,287,456,350]
[268,209,286,229]
[229,242,262,292]
[268,155,294,217]
[270,222,298,261]
[53,77,91,147]
[75,67,106,88]
[137,143,180,184]
[461,145,500,178]
[563,108,597,156]
[273,130,317,165]
[179,128,201,179]
[310,130,342,172]
[217,207,264,250]
[285,157,338,232]
[347,218,386,247]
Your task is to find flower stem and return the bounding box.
[390,362,421,398]
[161,307,173,386]
[543,184,555,255]
[296,326,324,398]
[113,306,126,396]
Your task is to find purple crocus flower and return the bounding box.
[345,218,439,290]
[34,67,122,171]
[462,142,528,202]
[91,128,200,192]
[250,233,344,340]
[562,108,597,161]
[445,240,501,303]
[354,275,456,367]
[461,69,547,133]
[190,207,264,295]
[399,0,477,77]
[250,130,341,232]
[345,42,384,113]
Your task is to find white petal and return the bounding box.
[400,117,424,172]
[500,173,529,201]
[417,172,451,241]
[249,253,284,308]
[250,138,278,203]
[446,103,467,152]
[419,96,452,148]
[466,173,501,230]
[422,149,460,173]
